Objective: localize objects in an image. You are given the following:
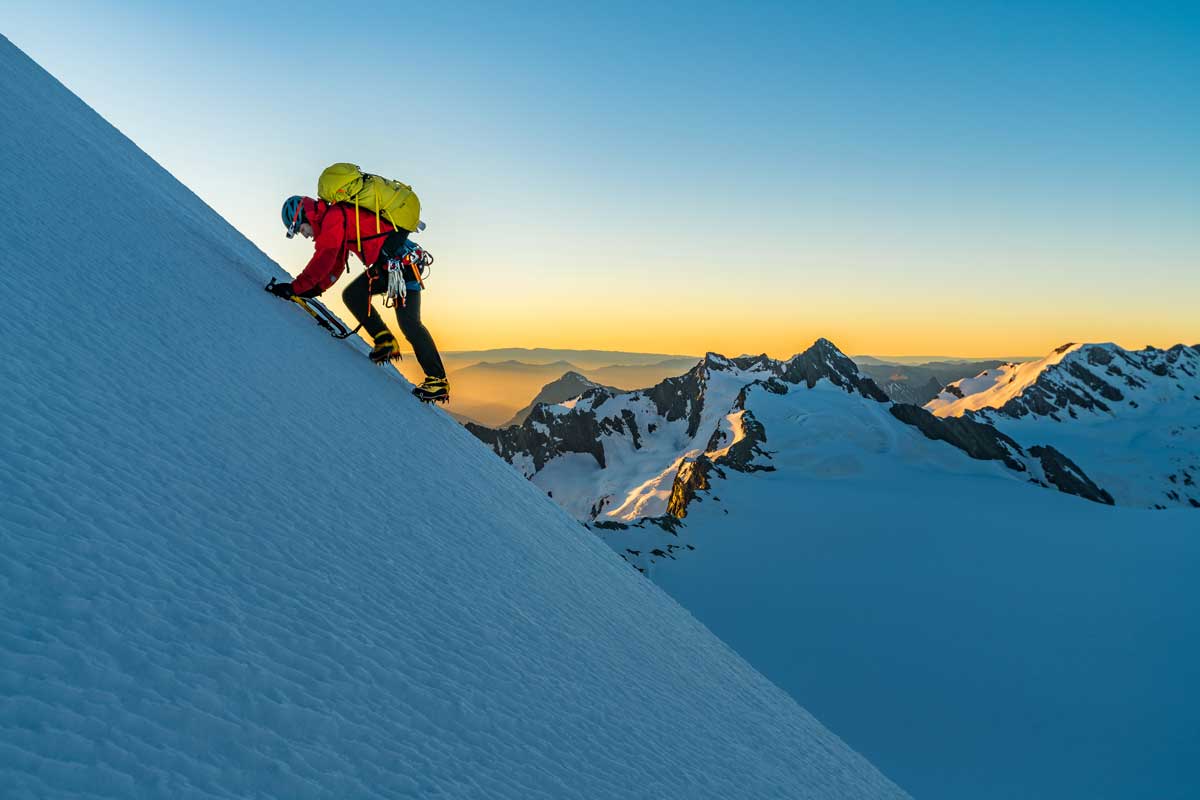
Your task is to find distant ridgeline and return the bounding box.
[925,342,1200,510]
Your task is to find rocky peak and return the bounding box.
[781,339,889,402]
[702,352,734,371]
[641,360,709,437]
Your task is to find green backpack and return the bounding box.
[316,163,422,250]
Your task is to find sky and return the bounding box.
[4,0,1198,358]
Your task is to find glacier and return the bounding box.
[0,35,906,799]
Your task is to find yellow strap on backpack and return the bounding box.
[317,162,422,237]
[354,197,362,253]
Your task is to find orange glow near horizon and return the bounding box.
[321,280,1197,362]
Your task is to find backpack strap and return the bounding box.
[354,197,362,253]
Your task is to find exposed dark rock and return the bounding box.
[646,515,683,534]
[997,377,1112,418]
[642,360,708,437]
[1065,362,1123,403]
[713,410,775,474]
[891,405,1116,506]
[988,343,1200,425]
[1028,445,1115,505]
[728,353,778,372]
[467,400,606,471]
[780,338,889,402]
[588,496,612,518]
[666,456,718,518]
[619,409,641,449]
[889,404,1026,472]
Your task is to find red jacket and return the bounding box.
[292,197,399,296]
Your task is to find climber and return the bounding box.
[271,193,449,403]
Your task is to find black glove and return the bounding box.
[268,281,295,299]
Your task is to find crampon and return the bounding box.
[412,377,450,404]
[369,334,404,365]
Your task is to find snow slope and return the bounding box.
[0,35,905,799]
[926,342,1200,507]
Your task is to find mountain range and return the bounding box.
[467,339,1128,529]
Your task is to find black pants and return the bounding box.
[342,264,447,380]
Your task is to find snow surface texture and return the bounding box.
[926,342,1200,508]
[0,36,906,799]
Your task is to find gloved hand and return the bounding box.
[267,281,295,299]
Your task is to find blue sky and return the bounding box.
[4,0,1197,355]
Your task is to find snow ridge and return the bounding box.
[926,342,1200,507]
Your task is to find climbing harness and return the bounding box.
[384,241,434,309]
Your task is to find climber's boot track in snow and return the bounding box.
[412,376,450,404]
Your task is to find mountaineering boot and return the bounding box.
[412,376,450,404]
[369,332,403,364]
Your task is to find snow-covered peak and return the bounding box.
[926,342,1200,422]
[924,341,1200,508]
[925,343,1082,417]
